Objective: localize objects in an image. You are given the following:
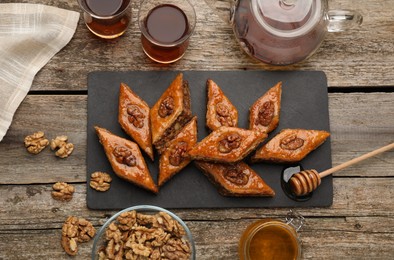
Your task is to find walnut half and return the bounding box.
[218,133,242,153]
[52,182,75,202]
[158,96,175,118]
[24,131,49,154]
[169,142,188,166]
[90,172,112,192]
[224,166,249,186]
[256,101,275,127]
[280,134,305,150]
[50,135,74,158]
[127,105,145,128]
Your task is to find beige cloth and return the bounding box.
[0,3,79,141]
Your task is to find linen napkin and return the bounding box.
[0,3,80,142]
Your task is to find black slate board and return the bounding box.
[87,71,332,209]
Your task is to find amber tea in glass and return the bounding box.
[138,0,196,63]
[78,0,131,39]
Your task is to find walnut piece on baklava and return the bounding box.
[251,128,330,164]
[249,81,282,134]
[159,116,198,186]
[188,126,267,163]
[95,126,158,194]
[195,161,275,197]
[206,79,238,131]
[150,73,192,154]
[118,82,154,161]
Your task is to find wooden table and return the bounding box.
[1,0,393,259]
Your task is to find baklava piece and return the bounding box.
[118,83,154,161]
[159,117,198,186]
[206,79,238,131]
[249,82,282,134]
[150,73,192,153]
[95,126,158,194]
[251,129,330,163]
[195,161,275,197]
[188,127,267,163]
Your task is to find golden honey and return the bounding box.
[239,220,300,260]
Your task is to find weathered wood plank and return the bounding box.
[1,92,393,184]
[0,95,87,184]
[1,0,393,90]
[1,177,393,229]
[1,215,393,259]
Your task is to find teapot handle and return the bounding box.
[327,10,363,32]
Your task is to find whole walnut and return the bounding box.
[52,182,75,202]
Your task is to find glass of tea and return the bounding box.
[239,210,304,260]
[138,0,196,63]
[78,0,131,39]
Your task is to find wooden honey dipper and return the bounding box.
[289,142,394,196]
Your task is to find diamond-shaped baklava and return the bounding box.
[158,117,198,186]
[206,79,238,131]
[150,73,192,153]
[118,83,154,161]
[95,126,158,194]
[188,127,267,163]
[251,129,330,163]
[249,82,282,134]
[195,161,275,197]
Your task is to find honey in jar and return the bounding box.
[239,220,301,260]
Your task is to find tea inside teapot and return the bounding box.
[231,0,327,65]
[231,0,362,65]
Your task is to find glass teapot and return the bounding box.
[230,0,362,65]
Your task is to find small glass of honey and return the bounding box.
[138,0,196,63]
[78,0,131,39]
[239,210,304,260]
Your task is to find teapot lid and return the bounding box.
[252,0,323,37]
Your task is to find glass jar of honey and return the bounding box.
[239,210,304,260]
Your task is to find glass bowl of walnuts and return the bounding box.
[92,205,195,259]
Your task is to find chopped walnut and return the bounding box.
[77,217,96,243]
[169,141,188,166]
[256,101,275,126]
[280,134,305,150]
[24,131,49,154]
[52,182,75,202]
[216,102,234,127]
[162,238,191,260]
[90,172,112,192]
[131,243,152,257]
[218,133,242,153]
[105,238,124,259]
[158,96,174,118]
[106,222,123,243]
[154,212,186,237]
[97,210,191,259]
[117,211,137,232]
[50,135,74,158]
[224,166,249,186]
[113,146,137,167]
[127,105,145,128]
[61,216,96,256]
[136,212,156,226]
